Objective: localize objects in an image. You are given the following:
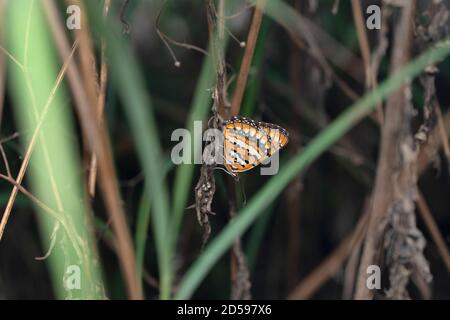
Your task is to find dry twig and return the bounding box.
[230,3,264,117]
[44,0,142,299]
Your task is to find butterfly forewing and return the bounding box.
[223,117,289,173]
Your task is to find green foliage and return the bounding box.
[6,0,105,299]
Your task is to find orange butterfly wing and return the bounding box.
[223,117,289,173]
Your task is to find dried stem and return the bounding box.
[230,3,265,117]
[43,0,142,299]
[0,174,67,229]
[355,1,416,299]
[351,0,383,124]
[88,0,111,197]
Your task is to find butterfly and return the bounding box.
[222,117,289,173]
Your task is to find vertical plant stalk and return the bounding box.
[5,0,108,297]
[229,0,265,298]
[211,0,255,298]
[207,0,230,119]
[43,0,142,299]
[65,0,100,197]
[230,2,265,117]
[192,0,228,248]
[88,0,111,197]
[354,2,415,300]
[351,0,383,124]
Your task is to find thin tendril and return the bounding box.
[156,0,208,67]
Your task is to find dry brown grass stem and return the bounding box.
[354,2,416,299]
[351,0,383,124]
[88,0,111,197]
[231,3,265,117]
[43,0,142,299]
[65,0,100,198]
[0,174,65,228]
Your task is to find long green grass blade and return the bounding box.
[135,161,173,288]
[6,1,105,299]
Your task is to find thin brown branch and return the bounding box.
[88,0,111,197]
[351,0,371,82]
[342,233,363,299]
[351,0,383,124]
[0,173,70,235]
[230,3,265,117]
[0,144,11,177]
[65,0,101,197]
